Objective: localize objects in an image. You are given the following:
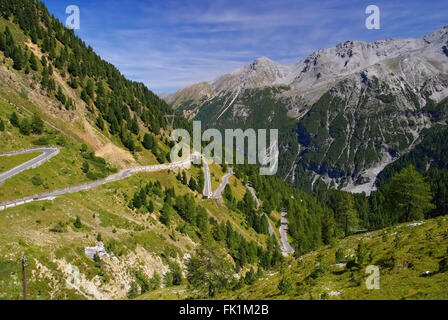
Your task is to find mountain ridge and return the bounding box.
[167,24,448,105]
[166,25,448,194]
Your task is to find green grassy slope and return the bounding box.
[0,152,39,173]
[218,216,448,300]
[0,102,268,300]
[138,216,448,300]
[0,99,116,202]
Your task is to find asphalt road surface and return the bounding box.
[280,208,295,255]
[202,156,213,198]
[212,168,234,199]
[247,184,285,250]
[0,147,59,184]
[0,154,191,211]
[246,185,260,209]
[246,182,294,256]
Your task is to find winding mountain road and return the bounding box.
[0,147,59,184]
[280,208,295,256]
[246,183,294,256]
[246,185,260,209]
[212,168,234,199]
[202,156,213,198]
[0,150,191,211]
[0,146,293,258]
[0,145,237,211]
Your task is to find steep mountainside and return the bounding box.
[167,26,448,194]
[0,0,282,300]
[1,0,363,301]
[140,215,448,300]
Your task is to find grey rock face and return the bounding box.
[166,25,448,194]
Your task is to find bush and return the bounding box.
[19,118,31,135]
[56,136,66,146]
[9,112,19,127]
[31,175,43,186]
[164,272,173,287]
[49,221,66,233]
[135,270,150,294]
[33,136,50,145]
[335,248,345,263]
[278,277,293,295]
[73,216,82,229]
[168,262,184,286]
[31,115,43,134]
[150,272,161,290]
[127,281,140,299]
[142,133,155,150]
[82,161,90,173]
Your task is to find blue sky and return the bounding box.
[41,0,448,94]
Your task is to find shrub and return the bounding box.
[150,272,161,290]
[33,136,50,145]
[127,281,140,299]
[73,216,82,229]
[278,277,293,295]
[49,221,66,233]
[31,175,43,186]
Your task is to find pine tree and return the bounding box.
[129,115,139,135]
[82,161,90,174]
[69,75,78,89]
[278,277,293,295]
[86,78,95,98]
[12,46,24,70]
[73,216,82,229]
[96,115,105,130]
[56,86,66,105]
[387,166,435,222]
[189,177,198,192]
[186,240,234,297]
[147,200,155,213]
[9,112,19,127]
[139,188,147,208]
[40,55,47,67]
[19,118,31,135]
[132,191,142,209]
[223,184,233,202]
[142,133,155,150]
[150,272,162,290]
[335,193,359,237]
[31,114,43,134]
[160,202,173,226]
[0,32,5,51]
[29,52,38,71]
[81,88,90,103]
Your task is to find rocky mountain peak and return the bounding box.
[423,25,448,45]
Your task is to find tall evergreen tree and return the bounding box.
[29,52,38,71]
[9,112,19,127]
[387,166,435,222]
[12,46,24,70]
[186,240,234,297]
[31,114,43,134]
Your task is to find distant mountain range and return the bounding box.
[166,25,448,194]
